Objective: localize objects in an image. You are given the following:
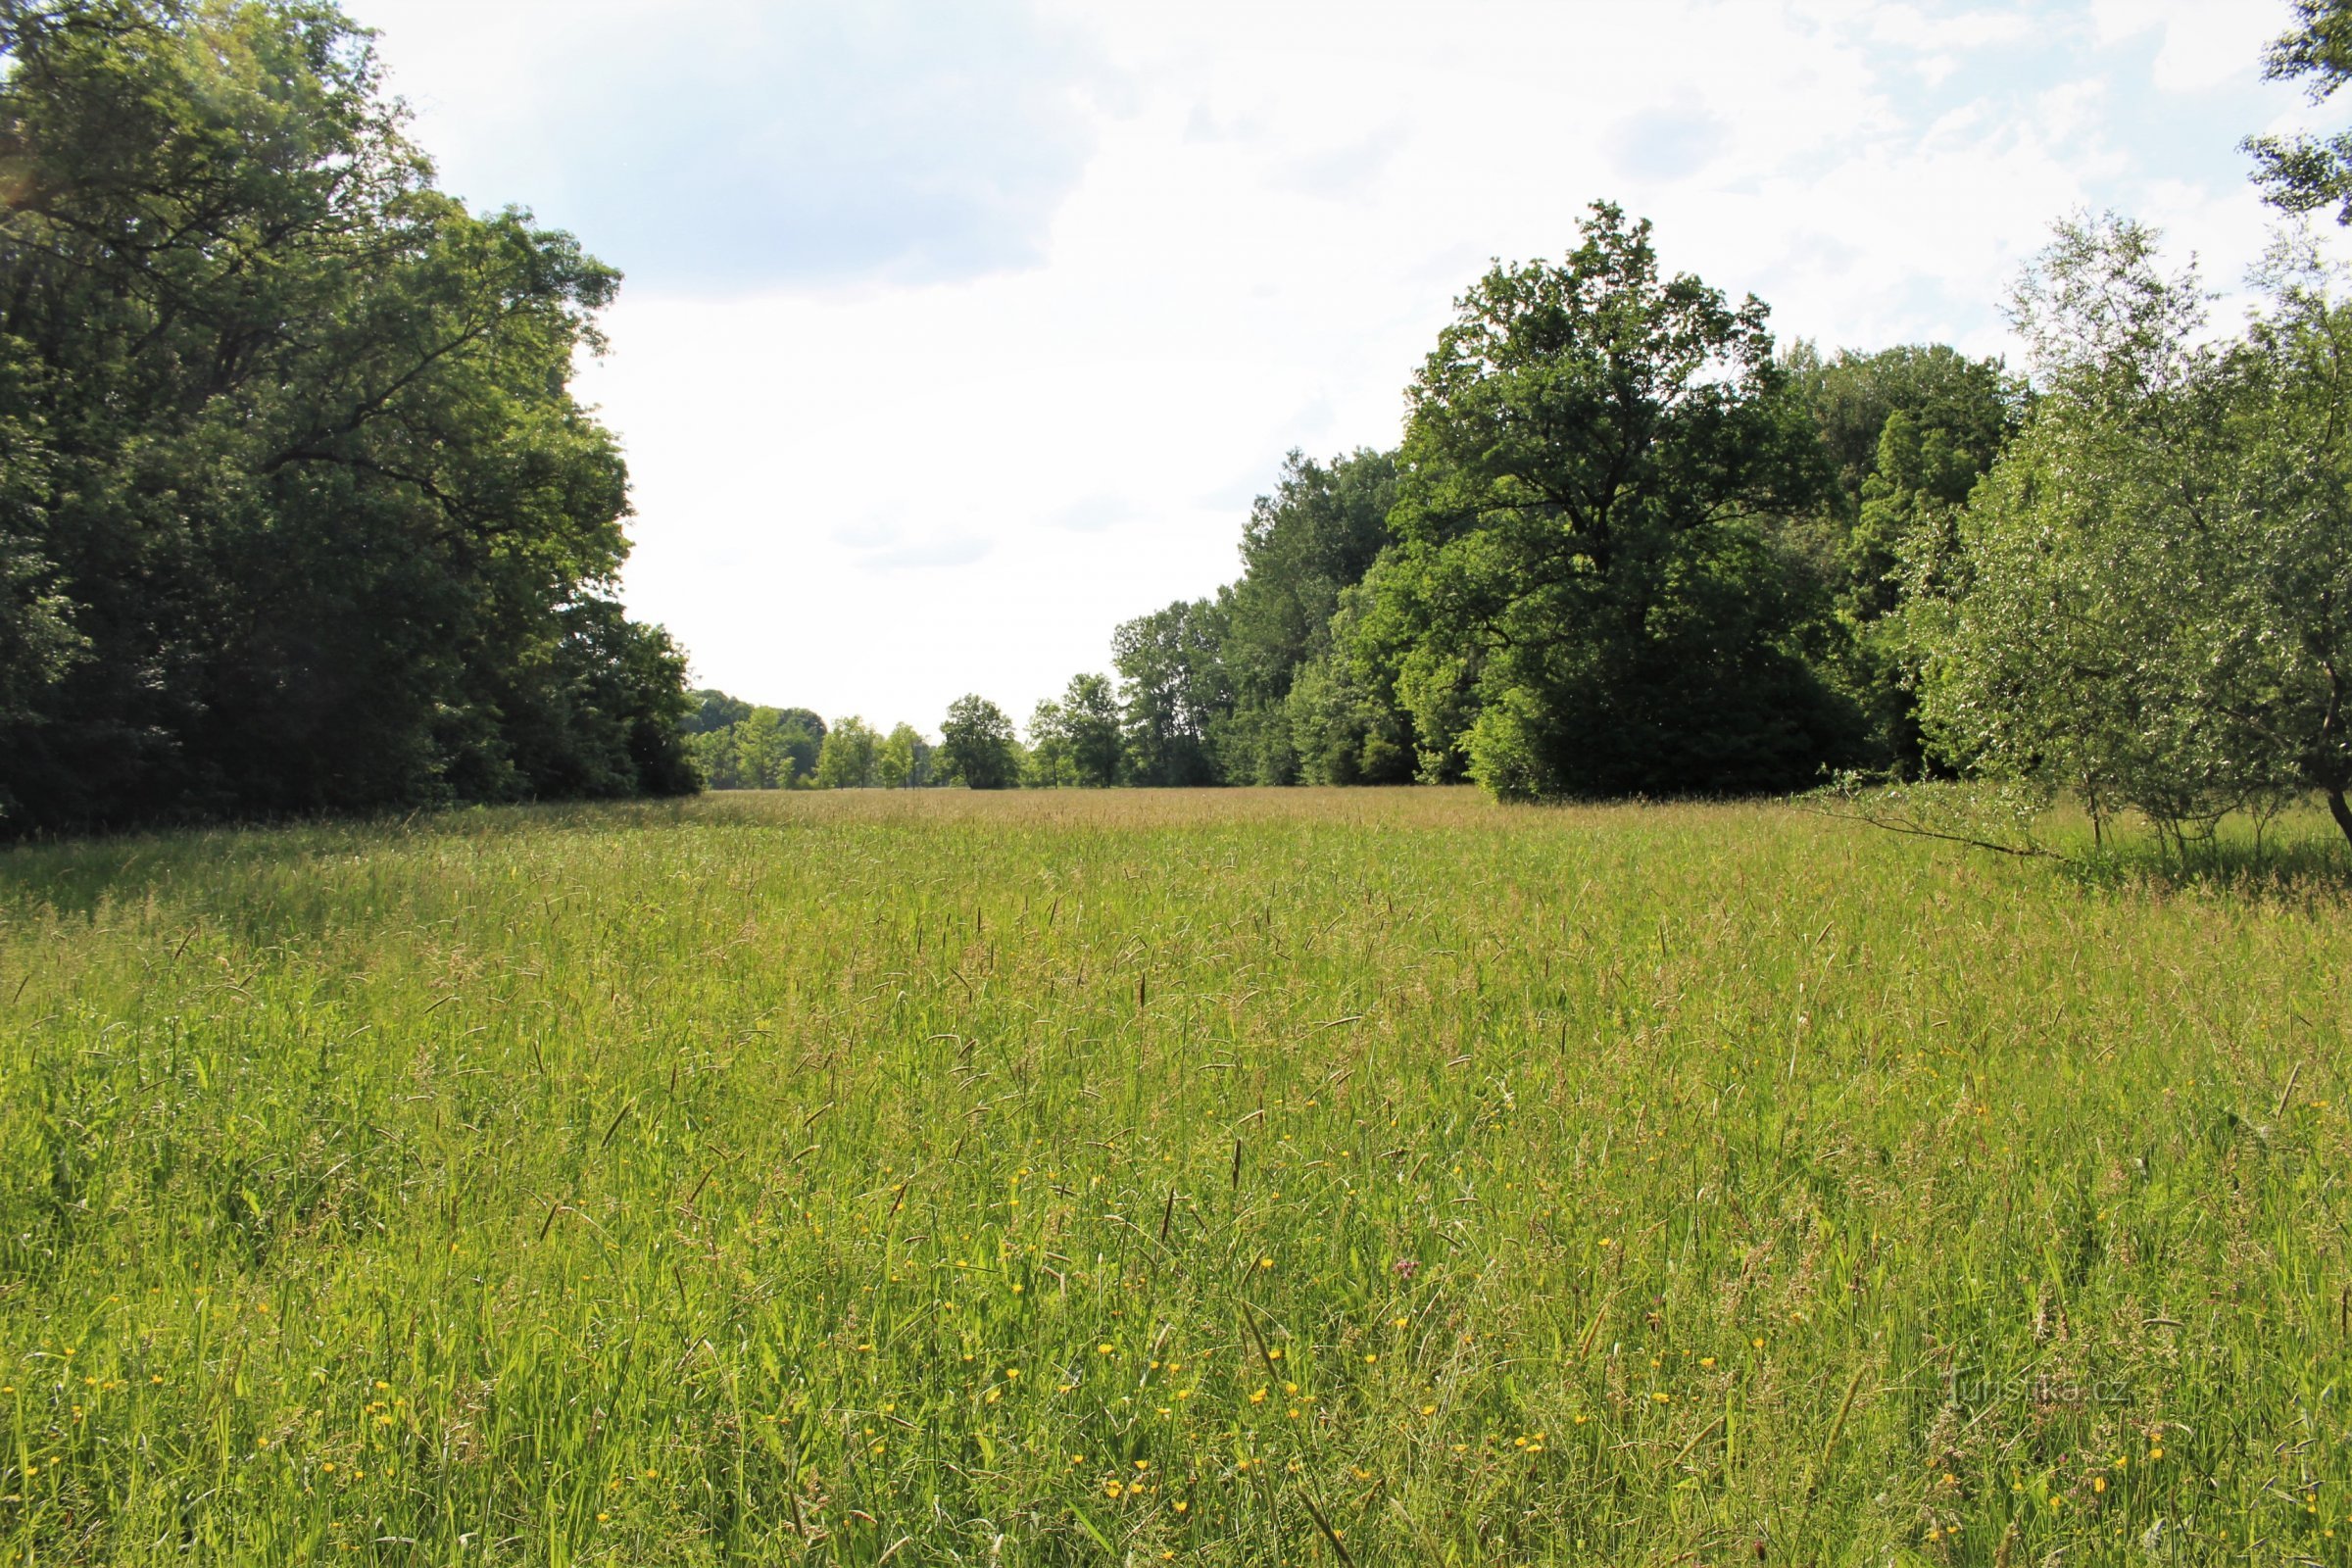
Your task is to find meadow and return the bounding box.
[0,787,2345,1566]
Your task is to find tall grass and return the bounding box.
[0,788,2344,1564]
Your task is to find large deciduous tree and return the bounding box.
[1369,202,1856,798]
[939,695,1018,790]
[0,0,692,830]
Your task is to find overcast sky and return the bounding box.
[350,0,2337,732]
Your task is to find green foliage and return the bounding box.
[693,703,928,794]
[876,721,931,788]
[1216,450,1397,784]
[1284,574,1418,786]
[2226,273,2352,843]
[682,688,754,735]
[1906,216,2352,851]
[1113,600,1231,786]
[1026,673,1122,787]
[2245,0,2352,221]
[0,0,692,831]
[1371,202,1858,799]
[1781,344,2023,771]
[1788,342,2020,524]
[690,703,823,790]
[813,715,880,790]
[1,790,2346,1561]
[939,693,1019,789]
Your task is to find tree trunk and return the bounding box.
[2329,788,2352,852]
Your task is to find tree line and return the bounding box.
[764,231,2019,803]
[740,0,2352,856]
[8,0,2352,851]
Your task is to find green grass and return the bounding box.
[0,787,2346,1565]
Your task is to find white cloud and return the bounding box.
[354,0,2326,729]
[2091,0,2280,93]
[360,0,1102,289]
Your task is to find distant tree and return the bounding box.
[1788,344,2020,523]
[1782,344,2023,770]
[683,701,826,789]
[729,710,783,789]
[1059,672,1124,786]
[1370,202,1854,798]
[1288,573,1419,785]
[2245,0,2352,222]
[1025,697,1075,786]
[1216,450,1397,782]
[1027,672,1121,787]
[770,710,825,781]
[1114,599,1231,785]
[814,715,880,788]
[939,695,1019,789]
[689,726,745,789]
[876,722,931,788]
[683,689,754,735]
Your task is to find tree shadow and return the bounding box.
[2058,833,2352,901]
[0,798,708,923]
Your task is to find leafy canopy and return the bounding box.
[0,0,694,828]
[939,694,1019,790]
[1370,201,1854,798]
